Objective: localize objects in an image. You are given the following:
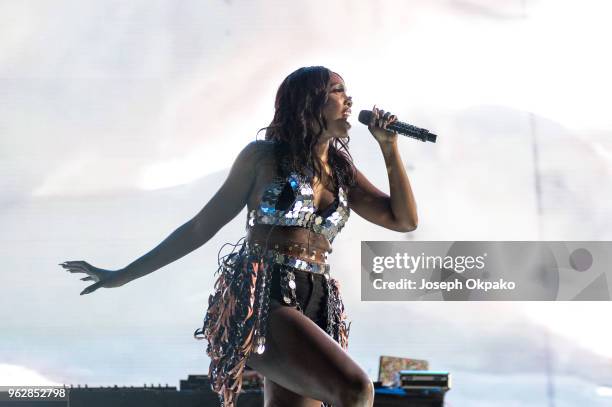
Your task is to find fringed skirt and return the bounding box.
[193,240,351,407]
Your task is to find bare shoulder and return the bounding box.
[238,141,282,208]
[233,140,277,179]
[235,140,276,167]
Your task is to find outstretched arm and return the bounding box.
[348,107,418,232]
[114,141,263,286]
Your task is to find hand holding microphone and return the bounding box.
[358,106,437,143]
[364,105,399,145]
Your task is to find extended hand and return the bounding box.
[368,105,398,145]
[59,260,124,295]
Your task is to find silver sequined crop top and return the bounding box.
[247,168,350,243]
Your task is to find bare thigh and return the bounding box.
[246,301,372,406]
[263,377,322,407]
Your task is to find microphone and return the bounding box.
[358,110,437,143]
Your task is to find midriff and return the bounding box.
[246,224,331,264]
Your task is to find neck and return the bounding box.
[313,138,330,165]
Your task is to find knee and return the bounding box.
[335,373,374,407]
[264,400,287,407]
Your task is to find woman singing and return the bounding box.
[60,66,418,407]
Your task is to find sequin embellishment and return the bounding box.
[247,170,350,243]
[196,163,351,407]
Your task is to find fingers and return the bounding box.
[80,281,102,296]
[59,260,94,273]
[61,260,91,268]
[387,114,398,134]
[370,105,387,128]
[60,263,87,273]
[369,104,377,127]
[60,260,103,295]
[370,106,396,131]
[381,111,391,129]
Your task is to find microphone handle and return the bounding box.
[357,109,438,143]
[388,121,437,143]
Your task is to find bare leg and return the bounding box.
[246,301,374,407]
[263,377,323,407]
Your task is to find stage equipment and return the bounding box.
[399,370,451,391]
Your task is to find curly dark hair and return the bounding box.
[260,66,356,189]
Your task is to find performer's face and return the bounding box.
[321,72,352,139]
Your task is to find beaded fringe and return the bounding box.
[194,241,272,407]
[327,277,351,351]
[194,240,350,407]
